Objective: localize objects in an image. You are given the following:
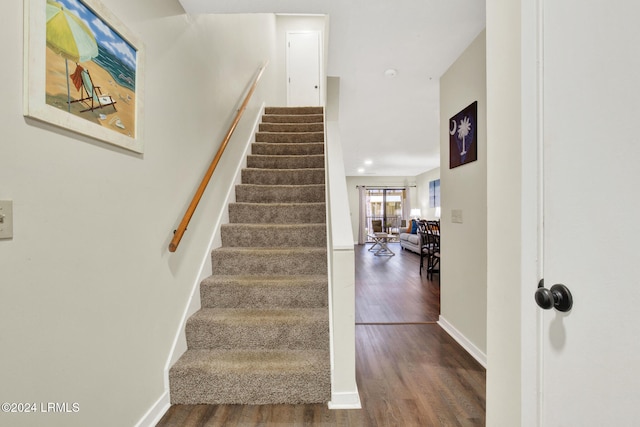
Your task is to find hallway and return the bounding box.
[356,242,440,323]
[156,243,485,426]
[354,242,485,426]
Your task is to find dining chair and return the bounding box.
[420,220,440,279]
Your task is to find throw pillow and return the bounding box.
[406,219,413,233]
[411,220,419,234]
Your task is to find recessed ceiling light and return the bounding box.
[384,68,398,78]
[357,168,365,173]
[364,159,373,165]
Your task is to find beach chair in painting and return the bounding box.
[69,66,117,113]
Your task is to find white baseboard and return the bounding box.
[328,390,362,409]
[135,391,170,427]
[438,316,487,368]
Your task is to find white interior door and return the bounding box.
[286,31,321,107]
[539,0,640,424]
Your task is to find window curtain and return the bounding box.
[357,186,366,245]
[404,189,411,223]
[401,189,408,225]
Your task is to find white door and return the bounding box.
[538,0,640,425]
[286,31,321,107]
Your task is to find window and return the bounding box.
[365,188,405,240]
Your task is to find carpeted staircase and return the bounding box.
[169,106,331,405]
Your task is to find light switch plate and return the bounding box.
[0,200,13,239]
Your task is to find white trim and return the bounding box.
[134,391,170,427]
[438,316,487,368]
[328,391,362,409]
[520,0,544,424]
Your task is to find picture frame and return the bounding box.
[449,101,477,169]
[23,0,145,153]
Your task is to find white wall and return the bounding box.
[0,1,277,425]
[486,0,524,424]
[325,79,360,405]
[415,167,441,220]
[438,30,487,361]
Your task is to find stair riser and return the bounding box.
[200,281,328,309]
[256,132,324,143]
[259,123,324,133]
[242,169,325,186]
[229,203,326,224]
[212,249,327,276]
[221,225,326,247]
[247,155,325,170]
[252,143,324,156]
[265,106,324,115]
[185,318,329,350]
[169,365,330,405]
[262,114,324,124]
[235,185,325,203]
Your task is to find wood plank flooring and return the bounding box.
[156,243,485,426]
[356,243,440,323]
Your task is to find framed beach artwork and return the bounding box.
[23,0,145,153]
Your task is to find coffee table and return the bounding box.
[368,232,395,256]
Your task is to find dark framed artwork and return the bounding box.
[449,101,477,169]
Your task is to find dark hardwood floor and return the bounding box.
[356,243,440,324]
[156,243,486,426]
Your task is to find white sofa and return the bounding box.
[399,220,421,254]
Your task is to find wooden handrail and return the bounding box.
[169,62,268,252]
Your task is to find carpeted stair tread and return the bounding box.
[241,168,325,185]
[259,123,324,133]
[221,223,326,247]
[265,106,324,115]
[200,275,328,309]
[256,132,324,143]
[262,113,324,124]
[235,185,325,203]
[229,202,326,223]
[185,308,329,350]
[211,247,327,276]
[252,142,324,156]
[169,349,330,404]
[247,154,325,169]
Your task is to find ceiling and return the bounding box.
[178,0,485,177]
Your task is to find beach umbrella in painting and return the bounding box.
[46,0,98,111]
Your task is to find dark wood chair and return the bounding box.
[419,220,440,279]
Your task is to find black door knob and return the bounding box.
[535,279,573,312]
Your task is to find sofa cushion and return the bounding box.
[406,234,420,245]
